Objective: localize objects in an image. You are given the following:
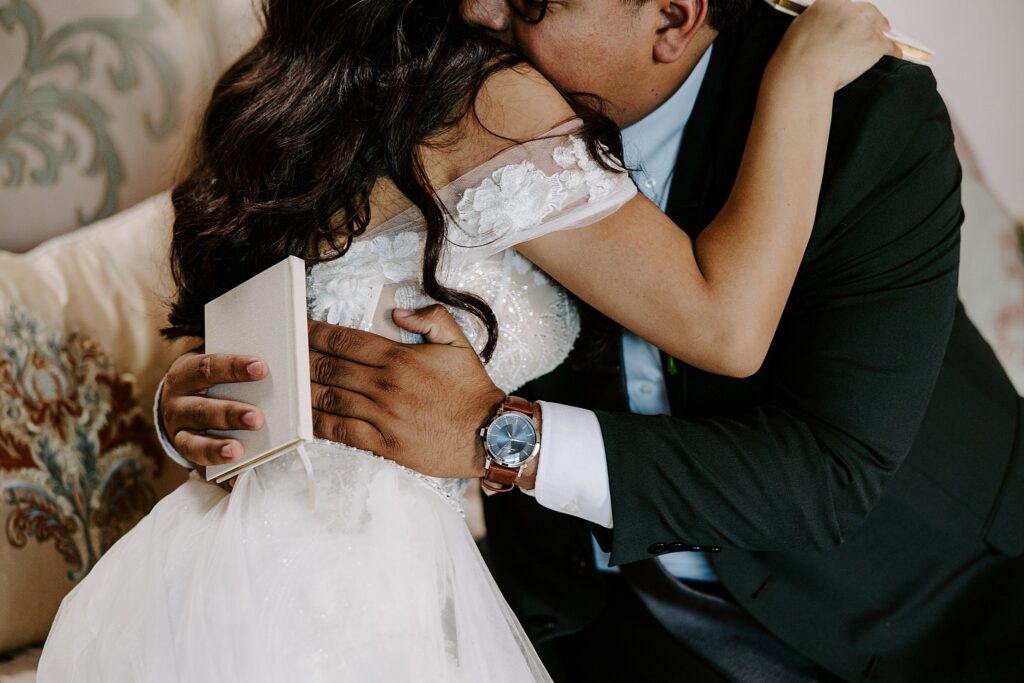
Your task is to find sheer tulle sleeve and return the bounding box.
[439,119,637,263]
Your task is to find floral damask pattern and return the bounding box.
[0,304,163,581]
[0,0,178,225]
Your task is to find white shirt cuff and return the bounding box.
[153,376,194,470]
[529,401,613,528]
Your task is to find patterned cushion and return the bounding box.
[0,0,260,252]
[0,0,257,655]
[0,192,194,653]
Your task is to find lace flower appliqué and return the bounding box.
[453,135,623,246]
[454,161,568,243]
[306,232,422,327]
[551,135,619,201]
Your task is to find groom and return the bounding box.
[157,1,1023,681]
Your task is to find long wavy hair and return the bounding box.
[162,0,623,361]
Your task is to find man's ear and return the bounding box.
[653,0,708,64]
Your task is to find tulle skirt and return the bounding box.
[37,438,551,682]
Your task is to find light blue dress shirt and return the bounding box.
[592,46,718,582]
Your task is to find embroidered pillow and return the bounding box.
[0,192,193,653]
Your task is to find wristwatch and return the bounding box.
[480,396,540,493]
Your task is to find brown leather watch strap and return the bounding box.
[481,396,536,493]
[502,395,535,418]
[481,462,519,493]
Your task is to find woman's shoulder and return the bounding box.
[419,63,579,191]
[472,63,578,143]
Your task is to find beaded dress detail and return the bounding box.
[38,120,637,683]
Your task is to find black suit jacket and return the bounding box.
[484,4,1024,682]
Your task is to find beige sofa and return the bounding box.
[0,2,1021,680]
[0,0,261,252]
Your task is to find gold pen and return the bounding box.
[763,0,936,65]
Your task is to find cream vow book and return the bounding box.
[204,255,313,484]
[763,0,935,65]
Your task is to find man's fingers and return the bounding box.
[172,430,244,468]
[309,350,380,394]
[168,353,267,395]
[168,395,264,433]
[311,382,383,423]
[392,305,470,347]
[307,318,394,366]
[312,410,387,454]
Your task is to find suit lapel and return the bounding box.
[665,31,738,239]
[661,5,793,409]
[665,3,793,239]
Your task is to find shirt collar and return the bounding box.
[620,44,713,181]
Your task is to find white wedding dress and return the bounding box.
[37,120,636,682]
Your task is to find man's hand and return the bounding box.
[161,350,268,480]
[308,306,505,478]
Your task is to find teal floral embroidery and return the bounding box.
[0,305,163,581]
[0,0,179,224]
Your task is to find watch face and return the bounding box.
[485,413,538,467]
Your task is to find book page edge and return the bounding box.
[210,437,307,483]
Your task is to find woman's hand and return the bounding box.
[160,349,267,475]
[769,0,902,92]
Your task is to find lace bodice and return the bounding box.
[303,120,636,507]
[307,120,635,391]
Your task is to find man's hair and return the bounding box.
[625,0,753,31]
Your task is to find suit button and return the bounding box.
[569,554,588,576]
[647,542,669,555]
[668,542,702,552]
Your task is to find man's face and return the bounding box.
[460,0,675,126]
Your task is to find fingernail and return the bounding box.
[393,308,413,318]
[221,444,236,460]
[242,411,259,428]
[246,360,265,377]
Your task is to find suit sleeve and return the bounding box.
[597,64,965,563]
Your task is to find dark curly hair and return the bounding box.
[162,0,622,362]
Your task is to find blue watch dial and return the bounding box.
[485,413,537,467]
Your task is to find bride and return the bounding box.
[38,0,897,680]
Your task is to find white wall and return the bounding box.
[871,0,1024,220]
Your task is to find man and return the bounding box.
[157,1,1023,681]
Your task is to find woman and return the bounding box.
[38,0,898,680]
